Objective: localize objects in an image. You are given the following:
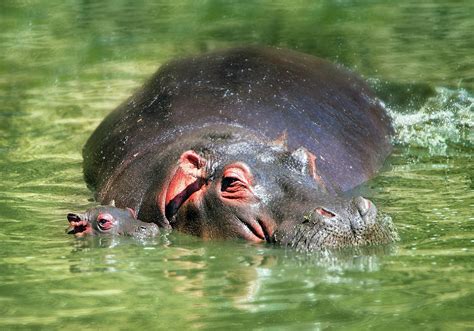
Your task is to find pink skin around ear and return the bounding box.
[163,150,208,220]
[303,149,326,189]
[127,208,137,219]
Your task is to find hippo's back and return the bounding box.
[84,47,393,193]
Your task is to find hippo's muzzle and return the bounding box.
[67,213,92,237]
[274,196,399,252]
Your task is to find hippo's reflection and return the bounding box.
[66,236,396,311]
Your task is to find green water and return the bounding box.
[1,1,472,329]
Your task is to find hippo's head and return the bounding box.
[156,132,398,251]
[67,203,159,238]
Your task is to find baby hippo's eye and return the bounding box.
[97,213,114,231]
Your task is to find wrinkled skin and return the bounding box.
[274,198,399,251]
[67,205,160,238]
[81,46,398,251]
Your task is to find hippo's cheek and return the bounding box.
[214,164,276,242]
[236,214,275,243]
[219,211,270,243]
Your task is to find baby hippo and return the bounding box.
[67,202,159,238]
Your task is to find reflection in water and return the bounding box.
[67,235,170,273]
[65,235,399,316]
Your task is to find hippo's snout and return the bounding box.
[66,213,92,237]
[354,196,372,217]
[274,196,398,252]
[350,196,379,235]
[311,196,377,226]
[67,213,80,222]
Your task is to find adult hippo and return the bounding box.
[80,46,398,251]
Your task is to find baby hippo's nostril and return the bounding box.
[355,196,371,217]
[67,213,81,223]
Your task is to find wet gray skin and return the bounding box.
[273,196,399,251]
[67,205,160,238]
[69,134,399,252]
[163,136,399,252]
[80,47,399,251]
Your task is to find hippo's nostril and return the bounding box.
[355,197,371,217]
[315,207,335,218]
[67,213,81,223]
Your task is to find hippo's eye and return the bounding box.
[97,213,114,231]
[221,177,241,190]
[221,176,251,201]
[221,164,253,200]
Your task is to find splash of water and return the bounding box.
[388,87,473,154]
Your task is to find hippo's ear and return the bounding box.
[127,207,137,219]
[164,150,208,221]
[179,150,206,173]
[271,130,288,150]
[291,147,325,188]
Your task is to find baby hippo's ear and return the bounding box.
[127,207,137,219]
[108,199,116,207]
[290,147,326,189]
